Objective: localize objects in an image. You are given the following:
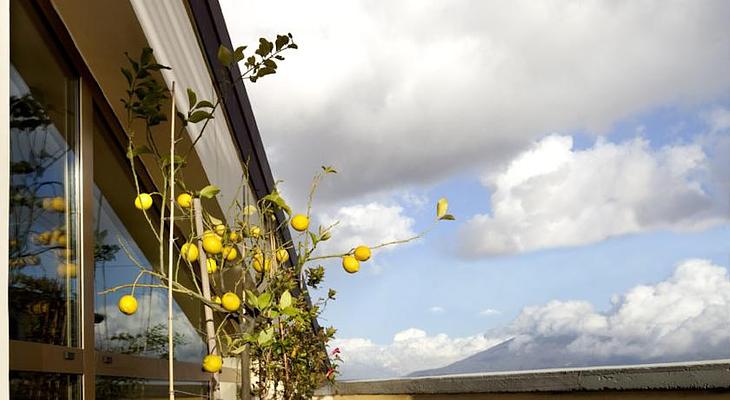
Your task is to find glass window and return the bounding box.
[96,377,207,399]
[8,0,80,347]
[93,118,207,363]
[10,371,81,400]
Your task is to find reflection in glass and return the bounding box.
[9,0,79,346]
[93,120,206,363]
[10,371,80,400]
[96,377,207,399]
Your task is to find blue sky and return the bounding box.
[221,0,730,378]
[316,103,730,343]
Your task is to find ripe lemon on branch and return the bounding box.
[354,245,371,262]
[134,193,153,210]
[342,256,359,274]
[221,292,241,312]
[290,214,309,232]
[181,243,199,262]
[202,354,223,373]
[177,193,192,208]
[222,246,238,261]
[203,235,222,254]
[253,252,271,273]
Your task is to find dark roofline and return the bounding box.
[185,1,330,367]
[185,0,298,263]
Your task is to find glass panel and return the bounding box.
[93,118,207,363]
[9,0,80,347]
[96,377,207,399]
[10,371,80,400]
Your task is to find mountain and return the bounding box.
[407,335,707,377]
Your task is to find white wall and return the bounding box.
[130,0,248,223]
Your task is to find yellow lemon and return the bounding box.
[202,354,223,373]
[222,246,238,261]
[202,235,222,254]
[342,256,360,274]
[202,230,219,239]
[118,294,138,315]
[213,296,222,305]
[252,252,271,273]
[42,197,53,211]
[206,258,217,273]
[177,193,192,208]
[221,292,241,312]
[276,248,289,264]
[214,224,226,236]
[180,243,199,262]
[229,231,241,243]
[50,229,62,244]
[134,193,153,210]
[354,245,371,262]
[50,196,65,212]
[248,225,261,238]
[36,231,51,245]
[57,262,77,278]
[290,214,309,232]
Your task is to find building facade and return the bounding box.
[3,0,287,398]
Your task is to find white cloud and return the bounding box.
[459,135,726,256]
[479,308,500,316]
[221,0,730,205]
[335,259,730,378]
[429,306,445,313]
[332,328,506,379]
[316,202,417,255]
[510,259,730,360]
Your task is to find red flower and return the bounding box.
[326,368,335,379]
[331,347,340,355]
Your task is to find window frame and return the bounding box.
[7,1,236,398]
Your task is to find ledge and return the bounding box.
[317,360,730,395]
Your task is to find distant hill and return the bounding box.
[408,335,722,377]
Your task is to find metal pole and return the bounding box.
[167,82,176,400]
[193,198,220,399]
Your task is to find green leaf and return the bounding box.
[196,100,215,109]
[282,306,298,316]
[257,327,274,346]
[258,292,272,309]
[186,88,197,108]
[440,214,456,221]
[437,198,449,219]
[242,205,257,216]
[279,290,292,309]
[188,110,212,123]
[233,46,247,62]
[140,47,153,66]
[160,154,185,168]
[199,185,220,199]
[321,165,337,174]
[275,34,290,51]
[217,45,233,66]
[261,190,291,215]
[246,290,259,308]
[208,215,223,226]
[255,38,274,57]
[126,145,153,159]
[121,68,133,85]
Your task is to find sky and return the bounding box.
[220,0,730,379]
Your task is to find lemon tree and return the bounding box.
[101,42,453,400]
